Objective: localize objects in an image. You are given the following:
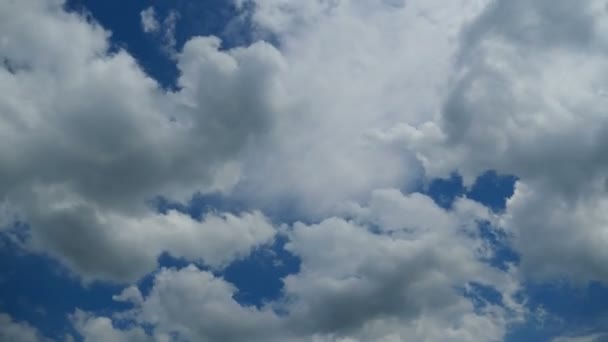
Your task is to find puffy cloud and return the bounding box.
[0,0,282,282]
[388,0,608,283]
[107,265,287,342]
[0,313,48,342]
[231,0,490,216]
[140,7,160,33]
[279,190,521,341]
[28,206,275,282]
[502,182,608,283]
[5,0,608,339]
[72,310,157,342]
[84,190,523,341]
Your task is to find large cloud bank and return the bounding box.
[2,0,608,341]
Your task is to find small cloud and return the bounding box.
[161,10,179,57]
[140,6,159,33]
[552,333,608,342]
[140,6,180,58]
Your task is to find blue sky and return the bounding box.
[2,0,608,341]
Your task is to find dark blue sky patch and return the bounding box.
[156,189,321,227]
[461,282,503,312]
[0,233,127,341]
[187,192,250,219]
[467,170,518,212]
[507,281,608,341]
[65,0,253,89]
[477,222,520,271]
[154,235,301,310]
[222,235,300,308]
[422,170,517,212]
[148,194,304,309]
[423,172,465,209]
[65,0,179,89]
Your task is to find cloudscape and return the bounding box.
[2,0,608,341]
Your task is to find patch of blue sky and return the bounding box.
[422,170,520,271]
[0,233,127,341]
[507,281,608,341]
[64,0,256,89]
[461,281,504,312]
[422,170,517,212]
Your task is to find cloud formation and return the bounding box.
[397,0,608,283]
[0,0,282,282]
[79,189,522,341]
[0,313,49,342]
[3,0,608,340]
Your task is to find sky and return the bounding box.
[1,0,608,341]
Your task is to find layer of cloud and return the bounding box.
[78,189,523,342]
[3,0,608,340]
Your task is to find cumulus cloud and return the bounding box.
[0,313,49,342]
[278,190,521,341]
[29,207,275,282]
[230,0,490,217]
[0,0,283,282]
[72,310,157,342]
[4,0,608,340]
[78,189,523,342]
[389,0,608,283]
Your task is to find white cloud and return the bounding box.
[72,310,157,342]
[0,313,48,342]
[230,0,490,217]
[80,190,523,341]
[502,181,608,282]
[140,7,160,33]
[123,265,286,342]
[386,0,608,283]
[28,205,276,282]
[279,189,521,341]
[141,6,180,57]
[0,0,283,282]
[5,0,608,339]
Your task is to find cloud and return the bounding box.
[230,0,489,217]
[278,190,521,341]
[28,207,275,283]
[140,7,160,33]
[5,0,608,339]
[0,0,283,282]
[502,181,608,282]
[108,265,286,342]
[72,310,156,342]
[0,313,49,342]
[141,6,180,57]
[78,189,523,341]
[387,0,608,283]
